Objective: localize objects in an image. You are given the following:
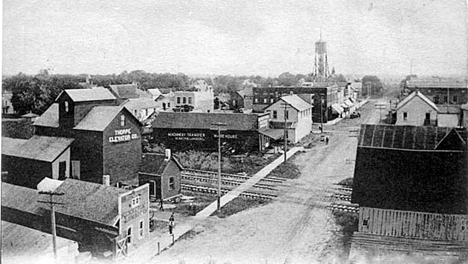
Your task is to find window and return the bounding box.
[167,103,171,107]
[443,95,448,103]
[169,177,175,191]
[139,220,144,238]
[285,110,289,120]
[64,101,69,113]
[254,98,258,103]
[270,98,274,103]
[273,110,277,119]
[120,115,125,126]
[169,177,175,190]
[453,96,458,103]
[177,97,181,104]
[425,113,430,120]
[183,97,187,104]
[134,110,138,116]
[127,226,132,244]
[162,103,166,110]
[131,196,140,208]
[403,112,407,121]
[263,98,267,103]
[188,97,192,104]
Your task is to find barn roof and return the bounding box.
[60,88,116,102]
[278,95,312,111]
[139,153,183,176]
[151,112,259,130]
[34,103,59,128]
[358,124,467,151]
[2,135,74,162]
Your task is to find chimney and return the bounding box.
[103,175,110,186]
[164,149,171,161]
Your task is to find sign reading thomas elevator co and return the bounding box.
[109,128,139,143]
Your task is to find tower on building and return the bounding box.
[313,34,329,82]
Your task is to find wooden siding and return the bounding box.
[359,207,468,242]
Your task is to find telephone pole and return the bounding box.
[211,122,227,211]
[281,103,290,163]
[38,191,65,259]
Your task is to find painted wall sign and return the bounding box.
[122,204,147,223]
[109,128,139,143]
[167,132,206,141]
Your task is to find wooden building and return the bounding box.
[2,136,74,188]
[151,112,273,153]
[139,151,183,200]
[264,95,313,143]
[33,88,143,186]
[395,91,439,126]
[352,124,468,214]
[1,179,150,258]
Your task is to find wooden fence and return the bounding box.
[359,207,468,242]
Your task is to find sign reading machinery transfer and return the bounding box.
[109,128,139,143]
[167,132,239,141]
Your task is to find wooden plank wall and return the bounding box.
[359,207,468,242]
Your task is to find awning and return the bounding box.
[331,103,344,114]
[258,128,284,140]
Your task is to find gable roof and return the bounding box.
[61,88,116,102]
[2,137,28,154]
[2,135,74,162]
[358,124,467,151]
[396,91,439,112]
[73,106,141,131]
[139,153,183,175]
[34,103,59,128]
[151,112,259,130]
[266,95,312,112]
[147,88,162,97]
[122,98,159,110]
[109,84,139,99]
[53,178,127,225]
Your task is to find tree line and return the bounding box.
[3,69,353,115]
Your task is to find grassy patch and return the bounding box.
[173,191,218,216]
[213,196,271,218]
[2,119,34,139]
[332,210,358,253]
[267,154,301,179]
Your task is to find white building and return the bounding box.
[122,98,158,122]
[173,80,214,112]
[396,91,439,126]
[265,95,313,143]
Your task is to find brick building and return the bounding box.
[404,77,468,105]
[33,88,143,186]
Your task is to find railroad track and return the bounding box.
[182,169,283,188]
[181,183,277,200]
[328,202,359,213]
[181,175,277,191]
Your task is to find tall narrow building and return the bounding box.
[313,36,329,82]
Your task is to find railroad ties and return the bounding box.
[181,169,281,200]
[329,185,359,213]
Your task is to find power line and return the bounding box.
[38,191,65,259]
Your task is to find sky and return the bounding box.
[3,0,468,77]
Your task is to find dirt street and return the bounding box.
[153,101,379,264]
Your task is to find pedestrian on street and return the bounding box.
[159,199,164,211]
[326,136,329,145]
[319,125,323,133]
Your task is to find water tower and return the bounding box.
[313,36,329,82]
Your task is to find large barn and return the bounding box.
[351,124,468,214]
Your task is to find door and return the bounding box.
[58,161,66,180]
[71,160,80,179]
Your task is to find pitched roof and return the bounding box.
[73,106,123,131]
[139,153,184,175]
[2,137,28,154]
[122,98,159,110]
[147,89,162,97]
[109,84,139,99]
[62,88,116,102]
[53,179,127,225]
[2,135,74,162]
[406,79,468,89]
[358,124,467,151]
[396,91,439,112]
[151,112,259,130]
[34,103,59,128]
[266,95,312,112]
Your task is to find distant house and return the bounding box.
[2,90,15,114]
[139,151,183,200]
[265,95,313,143]
[395,91,439,126]
[122,98,158,122]
[352,124,468,214]
[2,135,74,188]
[174,81,214,113]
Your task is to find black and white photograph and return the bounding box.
[2,0,468,263]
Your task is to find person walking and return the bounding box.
[168,213,175,235]
[325,136,329,145]
[159,199,164,211]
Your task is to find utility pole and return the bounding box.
[320,96,324,134]
[281,103,290,163]
[38,191,65,260]
[211,122,226,211]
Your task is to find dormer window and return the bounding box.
[120,115,125,126]
[64,101,69,113]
